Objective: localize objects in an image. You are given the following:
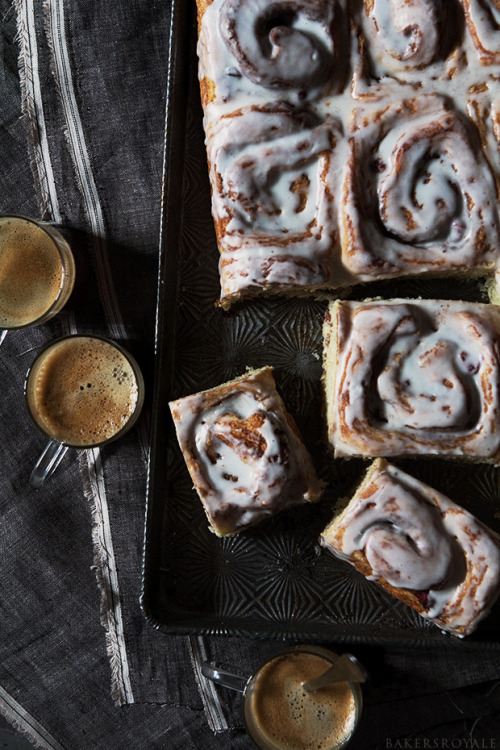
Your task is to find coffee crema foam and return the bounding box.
[30,337,139,447]
[0,217,63,327]
[248,652,356,750]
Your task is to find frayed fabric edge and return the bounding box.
[188,636,233,733]
[14,0,60,221]
[0,684,66,750]
[78,448,135,706]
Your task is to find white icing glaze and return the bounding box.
[363,0,441,74]
[198,0,500,120]
[463,0,500,63]
[341,96,500,278]
[207,103,344,298]
[195,392,289,499]
[219,0,336,90]
[327,299,500,460]
[320,460,500,636]
[170,369,322,534]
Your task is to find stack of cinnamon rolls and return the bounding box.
[169,0,500,638]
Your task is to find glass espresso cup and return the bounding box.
[0,215,75,337]
[202,645,364,750]
[25,335,145,487]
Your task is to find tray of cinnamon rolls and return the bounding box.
[141,0,500,647]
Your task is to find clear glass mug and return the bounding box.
[0,215,76,341]
[25,334,145,487]
[202,645,364,750]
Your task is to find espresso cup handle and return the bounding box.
[201,662,249,694]
[30,440,69,488]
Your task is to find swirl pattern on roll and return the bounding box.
[463,0,500,65]
[340,96,500,280]
[207,102,341,306]
[320,459,500,636]
[219,0,337,90]
[362,0,446,75]
[169,367,323,536]
[323,298,500,461]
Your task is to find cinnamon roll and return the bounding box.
[320,459,500,637]
[463,0,500,65]
[207,103,342,308]
[219,0,337,91]
[197,0,344,108]
[169,367,323,536]
[340,95,500,285]
[323,298,500,462]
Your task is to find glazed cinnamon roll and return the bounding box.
[323,299,500,462]
[207,103,341,307]
[463,0,500,65]
[340,95,500,284]
[197,0,343,108]
[320,459,500,637]
[219,0,337,91]
[169,367,323,536]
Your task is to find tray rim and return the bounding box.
[140,0,189,632]
[139,0,500,651]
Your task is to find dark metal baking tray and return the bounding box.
[140,0,500,649]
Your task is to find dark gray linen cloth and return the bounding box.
[0,1,499,748]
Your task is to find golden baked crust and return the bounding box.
[320,459,500,637]
[169,367,324,536]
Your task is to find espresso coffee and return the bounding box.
[246,651,357,750]
[26,336,142,447]
[0,216,74,328]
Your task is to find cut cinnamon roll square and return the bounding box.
[169,367,323,536]
[207,103,342,308]
[320,459,500,637]
[340,95,500,289]
[323,298,500,463]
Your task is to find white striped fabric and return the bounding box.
[0,684,66,750]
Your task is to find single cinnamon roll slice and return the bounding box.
[169,367,323,536]
[197,0,344,108]
[323,298,500,462]
[320,459,500,637]
[340,95,500,288]
[207,102,342,308]
[219,0,337,91]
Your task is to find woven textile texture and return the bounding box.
[0,1,499,748]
